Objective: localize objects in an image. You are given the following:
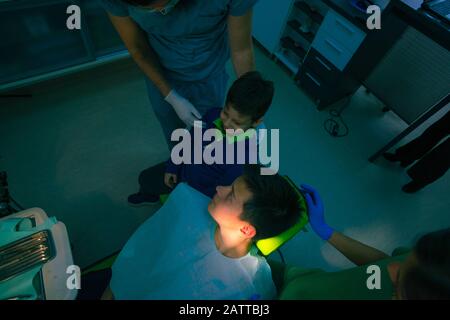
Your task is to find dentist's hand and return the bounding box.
[301,184,334,241]
[164,89,202,128]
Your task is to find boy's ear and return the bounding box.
[252,117,263,127]
[240,225,256,239]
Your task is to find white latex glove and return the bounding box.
[164,89,202,128]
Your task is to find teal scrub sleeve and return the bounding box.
[229,0,259,16]
[99,0,129,17]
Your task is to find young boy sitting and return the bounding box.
[128,71,274,204]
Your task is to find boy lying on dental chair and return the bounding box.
[128,71,274,204]
[101,165,301,300]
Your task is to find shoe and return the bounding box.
[127,193,160,206]
[402,181,424,194]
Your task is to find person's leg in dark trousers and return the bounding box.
[384,110,450,167]
[128,162,173,205]
[138,162,173,196]
[403,138,450,193]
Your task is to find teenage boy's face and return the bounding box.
[208,177,255,238]
[220,103,258,132]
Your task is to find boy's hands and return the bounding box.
[301,184,334,241]
[164,172,178,189]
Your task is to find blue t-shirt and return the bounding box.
[100,0,258,81]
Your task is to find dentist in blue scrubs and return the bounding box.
[100,0,258,146]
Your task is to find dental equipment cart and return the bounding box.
[0,208,77,300]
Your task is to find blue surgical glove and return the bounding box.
[301,184,334,241]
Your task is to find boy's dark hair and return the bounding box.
[226,71,274,122]
[240,165,300,241]
[402,228,450,299]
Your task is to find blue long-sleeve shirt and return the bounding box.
[166,108,259,198]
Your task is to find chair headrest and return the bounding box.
[256,176,309,256]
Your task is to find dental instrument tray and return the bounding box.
[0,230,55,282]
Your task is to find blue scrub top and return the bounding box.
[100,0,258,82]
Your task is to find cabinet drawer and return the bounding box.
[298,68,332,105]
[311,34,353,71]
[303,48,341,85]
[318,9,366,54]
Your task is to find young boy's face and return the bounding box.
[220,103,262,132]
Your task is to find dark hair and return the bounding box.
[226,71,274,122]
[402,228,450,299]
[240,165,301,241]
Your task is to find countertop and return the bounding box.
[393,0,450,50]
[320,0,449,50]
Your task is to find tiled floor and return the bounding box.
[1,47,448,270]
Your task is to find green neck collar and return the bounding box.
[212,118,256,143]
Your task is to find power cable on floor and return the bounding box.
[324,96,351,138]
